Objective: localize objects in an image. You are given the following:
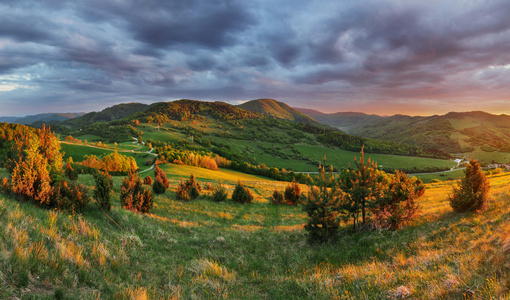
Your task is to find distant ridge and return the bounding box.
[0,113,86,125]
[62,103,149,126]
[238,98,316,124]
[295,108,385,133]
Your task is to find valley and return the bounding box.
[1,98,510,299]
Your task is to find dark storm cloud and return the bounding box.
[2,0,510,116]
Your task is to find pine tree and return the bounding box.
[303,155,343,242]
[94,170,113,211]
[338,146,383,230]
[449,158,490,212]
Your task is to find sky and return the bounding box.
[2,0,510,116]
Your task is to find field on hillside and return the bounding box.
[139,122,456,173]
[1,164,510,299]
[61,142,155,171]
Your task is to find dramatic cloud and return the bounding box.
[2,0,510,116]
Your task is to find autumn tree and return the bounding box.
[449,158,490,212]
[11,136,54,205]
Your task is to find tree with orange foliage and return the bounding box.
[11,137,54,205]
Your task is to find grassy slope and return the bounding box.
[61,142,154,171]
[141,122,455,173]
[1,166,510,299]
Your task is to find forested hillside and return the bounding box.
[239,98,316,124]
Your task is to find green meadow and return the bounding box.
[1,167,510,299]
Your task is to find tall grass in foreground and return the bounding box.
[1,171,510,298]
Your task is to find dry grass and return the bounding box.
[1,169,510,299]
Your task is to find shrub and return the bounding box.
[120,169,153,213]
[176,178,190,201]
[1,177,10,195]
[212,182,228,202]
[154,164,169,188]
[270,190,285,205]
[144,176,153,185]
[284,178,301,205]
[153,180,166,194]
[449,158,490,212]
[175,173,202,200]
[232,180,253,203]
[93,170,113,211]
[372,171,424,230]
[303,159,343,242]
[65,159,78,181]
[51,180,91,213]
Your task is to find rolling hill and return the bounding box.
[347,111,510,161]
[238,98,316,124]
[50,99,455,176]
[62,103,149,127]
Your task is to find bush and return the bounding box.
[284,178,301,205]
[1,178,11,195]
[175,173,202,200]
[153,180,166,194]
[120,170,153,213]
[212,182,228,202]
[232,180,253,203]
[154,164,169,188]
[176,178,190,201]
[51,180,91,213]
[270,190,285,205]
[65,159,78,181]
[372,171,424,230]
[449,158,490,212]
[93,170,113,211]
[144,175,153,185]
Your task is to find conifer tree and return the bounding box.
[449,158,490,212]
[303,155,343,242]
[94,170,113,211]
[338,146,383,230]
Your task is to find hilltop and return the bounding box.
[238,98,316,124]
[62,103,149,127]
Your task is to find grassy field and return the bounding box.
[295,144,456,171]
[61,143,155,171]
[1,163,510,299]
